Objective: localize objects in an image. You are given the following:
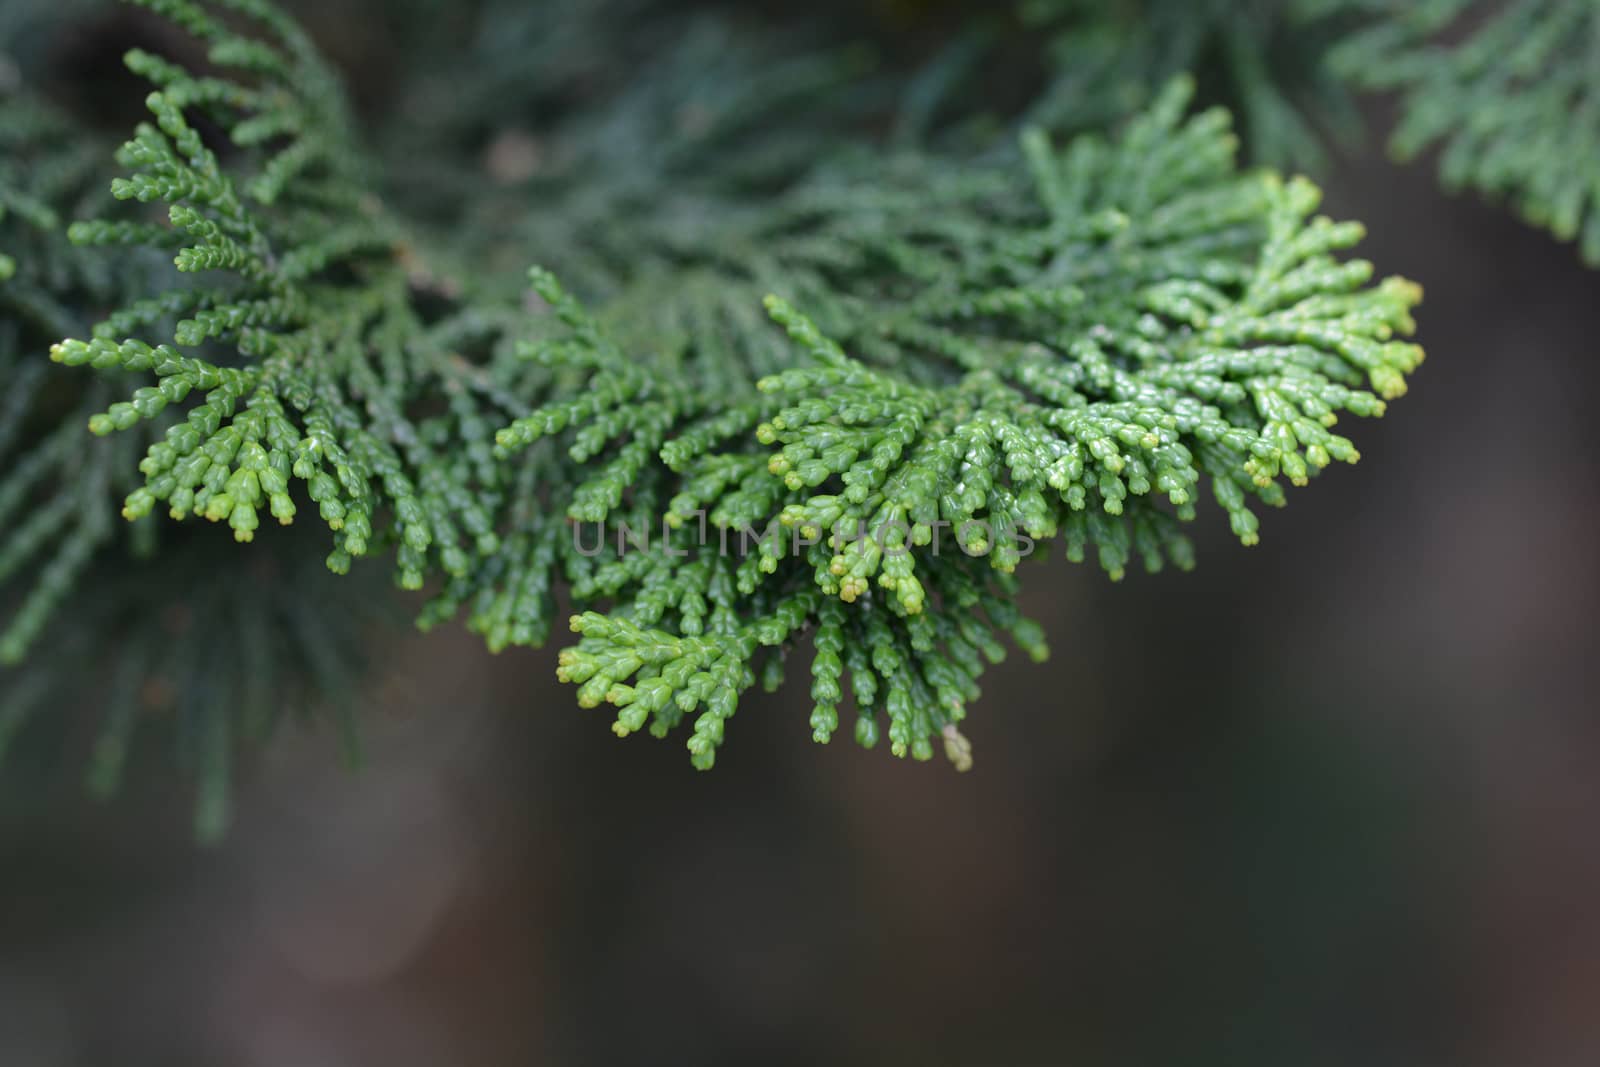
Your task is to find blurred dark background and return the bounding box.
[3,2,1599,1065]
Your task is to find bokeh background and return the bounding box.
[3,2,1598,1065]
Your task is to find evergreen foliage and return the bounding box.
[1316,0,1600,265]
[0,93,135,665]
[1021,0,1359,167]
[1028,0,1600,263]
[0,3,390,835]
[24,0,1598,828]
[504,82,1420,768]
[20,0,1423,780]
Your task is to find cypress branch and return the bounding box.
[1317,0,1600,265]
[4,0,1457,807]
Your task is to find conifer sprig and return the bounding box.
[478,79,1421,767]
[1,40,396,835]
[29,0,1424,781]
[1317,0,1600,265]
[51,0,552,591]
[0,91,155,664]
